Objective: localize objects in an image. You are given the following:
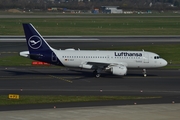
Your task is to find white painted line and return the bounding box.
[0,38,100,41]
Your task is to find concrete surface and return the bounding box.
[0,103,180,120]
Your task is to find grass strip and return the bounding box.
[0,95,161,106]
[0,17,180,35]
[0,55,33,66]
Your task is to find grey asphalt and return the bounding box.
[1,36,180,43]
[0,67,180,111]
[0,36,180,53]
[1,67,180,95]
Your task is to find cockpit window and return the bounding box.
[154,56,160,59]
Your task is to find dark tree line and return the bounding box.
[0,0,180,11]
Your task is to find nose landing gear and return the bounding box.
[143,69,146,77]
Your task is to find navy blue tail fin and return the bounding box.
[22,23,52,54]
[22,23,63,66]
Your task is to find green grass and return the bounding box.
[1,17,180,35]
[0,95,161,105]
[0,55,33,66]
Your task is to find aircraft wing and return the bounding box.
[86,62,109,69]
[86,61,127,70]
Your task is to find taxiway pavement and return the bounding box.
[0,67,180,110]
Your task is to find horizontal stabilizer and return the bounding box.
[19,51,29,57]
[20,51,43,58]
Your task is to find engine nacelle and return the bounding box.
[111,65,127,76]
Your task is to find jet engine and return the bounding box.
[111,65,127,76]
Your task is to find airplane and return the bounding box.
[20,23,167,78]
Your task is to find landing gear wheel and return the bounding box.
[95,73,101,78]
[93,70,101,78]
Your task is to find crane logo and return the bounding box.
[28,35,42,49]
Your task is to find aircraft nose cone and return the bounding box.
[162,59,168,66]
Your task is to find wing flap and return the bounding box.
[86,61,127,69]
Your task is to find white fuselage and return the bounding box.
[52,49,167,69]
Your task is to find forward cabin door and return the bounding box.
[143,52,149,63]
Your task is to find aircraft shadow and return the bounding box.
[3,68,157,80]
[68,69,157,78]
[2,69,94,78]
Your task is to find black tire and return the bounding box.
[95,73,101,78]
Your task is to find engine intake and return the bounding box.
[111,65,127,76]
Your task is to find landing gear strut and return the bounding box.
[143,69,146,77]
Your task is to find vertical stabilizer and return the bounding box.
[22,23,63,66]
[22,23,52,53]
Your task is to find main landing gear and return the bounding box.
[93,70,101,78]
[143,69,147,77]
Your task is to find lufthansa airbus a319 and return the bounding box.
[20,23,167,78]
